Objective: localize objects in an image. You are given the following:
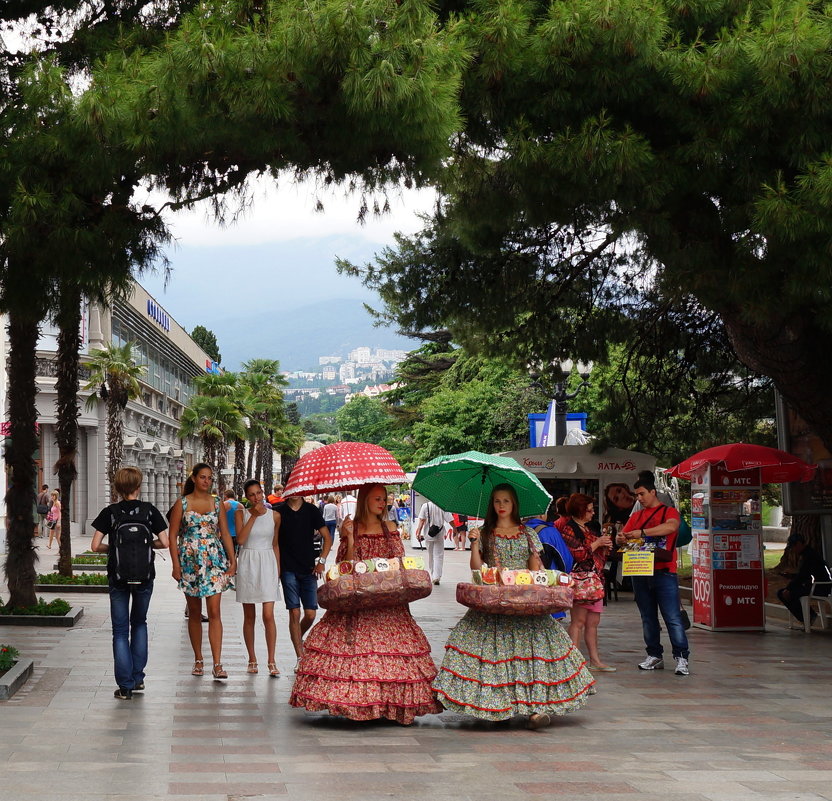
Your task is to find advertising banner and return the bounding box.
[692,560,713,627]
[712,569,766,628]
[622,551,655,576]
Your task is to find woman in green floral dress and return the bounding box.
[432,483,595,728]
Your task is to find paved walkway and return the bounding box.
[2,532,832,801]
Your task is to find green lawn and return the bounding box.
[677,547,783,580]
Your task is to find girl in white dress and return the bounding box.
[235,479,281,677]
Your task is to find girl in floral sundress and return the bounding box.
[169,463,237,680]
[432,483,595,728]
[290,483,441,724]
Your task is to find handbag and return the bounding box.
[570,570,605,602]
[318,568,432,611]
[47,519,57,529]
[426,524,442,538]
[680,605,691,630]
[456,582,573,615]
[37,504,49,515]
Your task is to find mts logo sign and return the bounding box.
[710,465,760,488]
[734,597,757,605]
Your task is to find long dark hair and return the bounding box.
[480,483,521,567]
[183,462,213,496]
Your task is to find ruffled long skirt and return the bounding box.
[432,610,595,721]
[289,604,441,724]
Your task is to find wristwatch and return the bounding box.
[315,557,325,565]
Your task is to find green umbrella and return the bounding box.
[413,450,552,518]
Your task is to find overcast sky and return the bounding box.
[140,175,437,367]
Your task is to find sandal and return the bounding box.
[268,662,280,677]
[212,663,227,680]
[527,712,551,730]
[191,660,204,676]
[247,661,258,674]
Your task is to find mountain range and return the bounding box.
[215,297,415,371]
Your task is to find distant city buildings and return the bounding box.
[283,346,408,415]
[284,346,408,388]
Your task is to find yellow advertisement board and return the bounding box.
[622,551,655,576]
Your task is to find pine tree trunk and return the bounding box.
[54,291,82,578]
[234,437,246,495]
[3,312,40,608]
[107,395,124,503]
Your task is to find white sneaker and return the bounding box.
[674,657,690,676]
[638,656,664,670]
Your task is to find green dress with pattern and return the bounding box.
[432,526,595,721]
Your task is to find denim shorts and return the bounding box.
[280,571,318,610]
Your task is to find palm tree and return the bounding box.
[240,359,292,489]
[178,395,246,493]
[84,343,146,502]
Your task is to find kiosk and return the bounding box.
[690,464,766,631]
[500,446,657,527]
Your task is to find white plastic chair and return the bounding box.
[800,579,832,633]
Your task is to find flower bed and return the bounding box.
[0,597,83,627]
[0,645,33,700]
[35,572,109,593]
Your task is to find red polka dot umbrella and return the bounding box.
[282,441,408,496]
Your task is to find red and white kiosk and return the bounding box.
[689,465,766,631]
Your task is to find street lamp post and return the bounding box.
[530,358,593,446]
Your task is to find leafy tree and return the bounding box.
[0,2,180,606]
[83,343,146,502]
[191,325,221,364]
[578,346,775,465]
[342,0,832,453]
[1,0,465,607]
[336,395,390,444]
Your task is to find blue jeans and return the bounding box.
[631,571,689,659]
[109,580,154,690]
[281,571,318,610]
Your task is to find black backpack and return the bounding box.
[109,503,155,585]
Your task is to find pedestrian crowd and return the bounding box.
[86,463,737,727]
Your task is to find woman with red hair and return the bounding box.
[561,493,615,672]
[289,483,440,724]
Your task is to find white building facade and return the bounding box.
[0,282,212,536]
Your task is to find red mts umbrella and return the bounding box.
[668,443,816,483]
[283,441,408,496]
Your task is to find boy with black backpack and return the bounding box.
[91,466,169,700]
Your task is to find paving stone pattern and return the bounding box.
[2,533,832,801]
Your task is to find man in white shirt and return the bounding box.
[338,493,357,527]
[414,500,453,585]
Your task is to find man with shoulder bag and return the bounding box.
[414,500,452,585]
[617,473,690,676]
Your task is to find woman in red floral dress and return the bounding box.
[289,483,441,724]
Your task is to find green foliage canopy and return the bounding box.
[343,0,832,450]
